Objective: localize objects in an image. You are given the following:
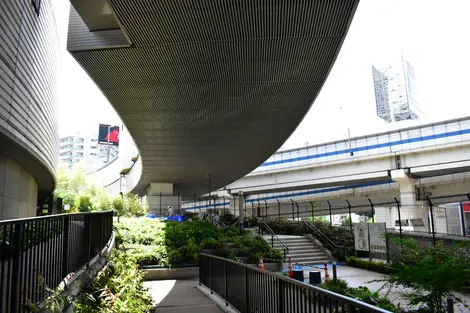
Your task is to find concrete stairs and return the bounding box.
[264,235,330,265]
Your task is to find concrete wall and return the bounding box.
[0,0,61,212]
[0,154,38,219]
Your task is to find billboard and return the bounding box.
[98,124,120,146]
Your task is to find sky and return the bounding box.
[52,0,470,149]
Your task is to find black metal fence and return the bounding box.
[199,253,392,313]
[0,211,113,313]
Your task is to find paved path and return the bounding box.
[144,279,225,313]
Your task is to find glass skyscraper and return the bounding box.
[372,54,421,123]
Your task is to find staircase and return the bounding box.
[265,235,330,265]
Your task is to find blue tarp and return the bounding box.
[161,215,186,222]
[280,262,344,273]
[144,214,157,219]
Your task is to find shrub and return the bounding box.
[115,218,283,267]
[77,195,93,212]
[74,249,154,312]
[321,279,398,312]
[346,256,392,274]
[381,239,470,313]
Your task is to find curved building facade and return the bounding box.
[0,0,60,219]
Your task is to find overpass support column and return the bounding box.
[145,183,182,216]
[377,169,428,232]
[229,198,239,216]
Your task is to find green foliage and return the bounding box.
[346,256,392,274]
[321,279,398,312]
[54,162,147,216]
[74,250,154,312]
[341,216,352,227]
[126,193,147,217]
[380,239,470,313]
[115,218,283,267]
[77,195,93,212]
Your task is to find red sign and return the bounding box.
[463,202,470,213]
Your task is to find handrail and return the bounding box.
[303,220,343,253]
[199,253,393,313]
[242,208,289,259]
[0,210,114,225]
[259,222,289,259]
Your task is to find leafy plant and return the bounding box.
[380,239,470,313]
[74,250,154,312]
[115,218,283,266]
[321,279,398,312]
[346,256,392,274]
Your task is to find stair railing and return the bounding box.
[259,222,289,260]
[303,220,344,256]
[241,210,289,260]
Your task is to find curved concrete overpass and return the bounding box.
[67,0,359,197]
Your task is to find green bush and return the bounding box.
[321,279,398,312]
[74,250,154,312]
[346,256,392,274]
[77,195,93,212]
[115,218,283,267]
[381,239,470,313]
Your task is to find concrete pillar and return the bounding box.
[229,198,239,216]
[387,169,428,232]
[145,183,182,216]
[0,154,38,220]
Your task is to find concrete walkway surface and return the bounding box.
[144,279,225,313]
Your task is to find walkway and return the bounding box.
[144,279,225,313]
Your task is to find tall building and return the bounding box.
[0,1,60,219]
[372,55,421,123]
[59,132,118,168]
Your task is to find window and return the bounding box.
[31,0,42,16]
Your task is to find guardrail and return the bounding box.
[0,211,113,313]
[199,253,392,313]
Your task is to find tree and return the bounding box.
[112,193,148,217]
[126,193,147,217]
[77,195,93,212]
[381,239,470,313]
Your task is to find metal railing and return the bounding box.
[259,222,289,260]
[303,220,344,255]
[0,211,113,313]
[241,210,289,260]
[199,253,392,313]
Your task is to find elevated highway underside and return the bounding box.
[67,0,359,197]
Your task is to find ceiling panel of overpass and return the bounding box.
[68,0,359,196]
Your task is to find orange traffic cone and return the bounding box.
[258,253,265,270]
[287,256,293,278]
[324,262,330,283]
